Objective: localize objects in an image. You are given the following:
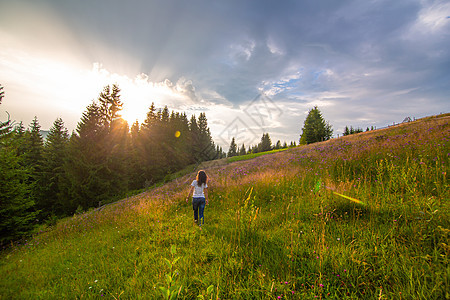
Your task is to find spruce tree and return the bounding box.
[129,120,145,189]
[0,134,37,243]
[64,85,128,211]
[344,126,350,136]
[23,117,44,210]
[275,140,281,149]
[300,106,333,144]
[24,117,44,169]
[41,118,69,216]
[168,111,191,169]
[64,102,105,211]
[189,114,201,162]
[0,86,37,244]
[197,113,216,161]
[239,143,246,156]
[259,133,272,152]
[140,103,168,182]
[98,84,123,126]
[227,137,237,157]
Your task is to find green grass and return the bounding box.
[227,148,289,163]
[1,115,449,299]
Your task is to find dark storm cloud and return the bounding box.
[31,0,448,104]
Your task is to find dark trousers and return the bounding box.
[192,197,206,225]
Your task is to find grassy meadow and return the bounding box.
[1,115,449,299]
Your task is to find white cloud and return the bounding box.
[266,36,284,55]
[228,39,256,64]
[260,70,302,96]
[0,46,201,129]
[1,0,448,147]
[416,0,450,33]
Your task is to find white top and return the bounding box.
[191,180,207,198]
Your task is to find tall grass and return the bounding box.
[1,115,448,299]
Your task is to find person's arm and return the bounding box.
[204,188,209,205]
[186,186,194,203]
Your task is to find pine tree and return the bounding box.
[216,145,225,159]
[0,86,37,244]
[24,117,44,169]
[98,84,123,126]
[168,111,191,168]
[41,118,69,216]
[22,117,44,210]
[128,120,145,189]
[0,135,37,244]
[344,126,350,136]
[139,103,168,182]
[259,133,272,152]
[300,106,333,144]
[64,102,105,211]
[239,143,246,156]
[64,85,128,211]
[189,114,201,162]
[275,140,281,149]
[197,112,216,161]
[227,137,237,157]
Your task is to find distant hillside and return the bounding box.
[1,114,448,299]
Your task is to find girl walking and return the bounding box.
[186,170,209,226]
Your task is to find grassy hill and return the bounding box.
[1,115,449,299]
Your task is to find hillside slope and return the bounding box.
[1,114,449,299]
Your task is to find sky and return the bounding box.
[1,0,449,149]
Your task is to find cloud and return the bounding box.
[1,0,448,149]
[415,0,450,33]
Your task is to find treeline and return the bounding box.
[227,105,335,157]
[0,84,222,244]
[227,133,297,157]
[343,125,376,136]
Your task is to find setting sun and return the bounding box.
[120,102,147,125]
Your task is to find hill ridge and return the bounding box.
[1,113,448,299]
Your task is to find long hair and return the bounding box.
[196,170,207,186]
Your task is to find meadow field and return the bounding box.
[1,115,448,299]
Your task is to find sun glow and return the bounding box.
[120,102,148,125]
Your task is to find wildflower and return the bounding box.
[337,237,340,241]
